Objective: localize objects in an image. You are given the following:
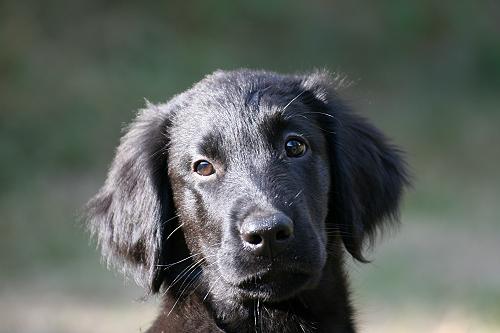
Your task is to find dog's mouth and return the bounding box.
[228,268,313,302]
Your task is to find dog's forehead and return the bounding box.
[170,78,306,150]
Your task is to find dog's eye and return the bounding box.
[193,160,215,176]
[285,138,307,157]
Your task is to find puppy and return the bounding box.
[86,69,409,332]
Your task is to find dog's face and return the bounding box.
[167,82,331,301]
[86,70,408,305]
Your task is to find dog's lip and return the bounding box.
[224,268,313,302]
[226,266,313,292]
[221,259,316,286]
[236,270,309,288]
[234,265,303,281]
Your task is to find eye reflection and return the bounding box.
[193,160,215,176]
[285,138,307,157]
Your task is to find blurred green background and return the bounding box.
[1,1,499,332]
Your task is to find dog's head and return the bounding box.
[86,69,408,303]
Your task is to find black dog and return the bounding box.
[86,69,409,332]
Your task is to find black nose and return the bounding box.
[240,213,294,257]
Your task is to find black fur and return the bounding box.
[86,69,409,332]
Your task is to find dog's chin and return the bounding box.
[224,270,319,303]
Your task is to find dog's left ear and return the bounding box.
[301,72,410,261]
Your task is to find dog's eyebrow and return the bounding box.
[198,132,227,163]
[258,112,288,141]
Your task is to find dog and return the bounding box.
[85,69,409,332]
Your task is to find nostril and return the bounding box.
[243,232,263,245]
[276,229,291,241]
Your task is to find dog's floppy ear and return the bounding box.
[301,71,410,261]
[85,101,178,292]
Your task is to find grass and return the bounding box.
[1,2,499,331]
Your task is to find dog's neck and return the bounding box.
[148,256,356,333]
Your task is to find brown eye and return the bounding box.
[285,138,307,157]
[193,160,215,176]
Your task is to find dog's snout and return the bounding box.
[240,213,294,257]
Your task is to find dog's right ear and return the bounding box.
[85,101,179,292]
